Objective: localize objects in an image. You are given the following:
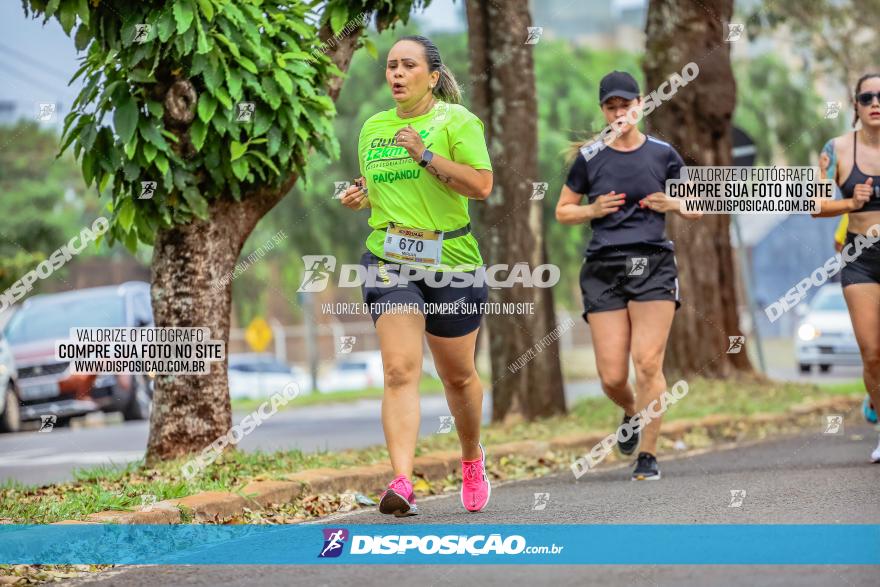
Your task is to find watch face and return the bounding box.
[419,150,432,167]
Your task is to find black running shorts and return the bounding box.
[359,251,488,338]
[841,232,880,287]
[579,245,681,321]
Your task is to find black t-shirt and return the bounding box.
[565,135,685,258]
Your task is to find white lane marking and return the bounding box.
[0,451,144,467]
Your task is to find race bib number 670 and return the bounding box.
[383,225,444,266]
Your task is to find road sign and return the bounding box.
[244,316,273,352]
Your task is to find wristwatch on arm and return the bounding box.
[418,149,434,168]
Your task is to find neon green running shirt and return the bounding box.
[357,101,492,271]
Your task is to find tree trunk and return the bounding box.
[643,0,754,378]
[466,0,566,422]
[144,24,364,464]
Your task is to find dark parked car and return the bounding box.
[3,282,154,426]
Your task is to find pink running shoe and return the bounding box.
[461,443,491,512]
[379,474,418,517]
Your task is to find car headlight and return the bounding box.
[798,323,819,341]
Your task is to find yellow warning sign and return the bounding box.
[245,317,273,352]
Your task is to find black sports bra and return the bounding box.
[840,132,880,212]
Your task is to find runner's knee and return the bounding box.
[598,370,629,395]
[383,358,421,389]
[633,354,663,381]
[439,369,479,393]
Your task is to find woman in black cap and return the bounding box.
[556,70,700,481]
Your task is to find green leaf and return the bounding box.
[155,153,169,175]
[230,140,247,161]
[226,69,242,101]
[213,85,233,109]
[98,172,112,193]
[253,106,272,137]
[195,16,211,54]
[190,118,208,151]
[173,1,195,35]
[81,150,95,186]
[329,4,348,34]
[267,126,281,156]
[236,55,258,74]
[45,0,60,17]
[280,50,311,60]
[363,37,378,60]
[197,93,217,123]
[74,23,91,51]
[261,76,282,110]
[182,188,209,219]
[117,198,136,233]
[142,142,157,163]
[123,160,140,182]
[58,1,77,35]
[248,150,280,175]
[231,158,249,181]
[272,69,293,95]
[201,55,223,91]
[212,32,241,58]
[134,215,155,246]
[124,229,139,254]
[123,136,138,160]
[79,121,97,152]
[146,100,163,118]
[157,8,177,42]
[75,0,90,26]
[138,119,169,150]
[196,0,214,21]
[113,96,138,145]
[160,129,180,143]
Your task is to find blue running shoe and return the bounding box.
[863,396,877,425]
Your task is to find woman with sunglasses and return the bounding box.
[556,71,700,481]
[815,73,880,462]
[338,36,494,515]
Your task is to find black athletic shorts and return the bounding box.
[359,251,488,338]
[579,245,681,321]
[841,232,880,287]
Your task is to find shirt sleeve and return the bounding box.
[448,113,492,171]
[565,151,590,194]
[357,124,367,177]
[666,147,685,181]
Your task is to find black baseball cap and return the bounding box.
[599,71,640,103]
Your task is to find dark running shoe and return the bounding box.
[631,452,661,481]
[617,413,640,456]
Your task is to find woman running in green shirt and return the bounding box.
[339,35,493,516]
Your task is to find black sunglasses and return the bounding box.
[856,91,880,106]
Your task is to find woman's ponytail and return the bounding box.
[434,64,462,104]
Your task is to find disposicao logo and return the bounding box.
[319,528,349,558]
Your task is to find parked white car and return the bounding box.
[795,284,861,374]
[228,353,311,400]
[0,332,20,433]
[318,352,384,393]
[317,351,440,393]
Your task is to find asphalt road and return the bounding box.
[0,365,866,486]
[64,426,880,586]
[0,381,604,486]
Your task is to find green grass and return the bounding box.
[229,377,445,412]
[0,377,864,524]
